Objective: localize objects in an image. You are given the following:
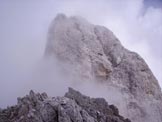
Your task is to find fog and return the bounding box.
[0,0,161,108]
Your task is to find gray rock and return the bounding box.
[44,14,162,122]
[0,88,130,122]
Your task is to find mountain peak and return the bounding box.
[44,14,162,122]
[55,13,67,21]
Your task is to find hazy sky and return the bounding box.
[0,0,161,107]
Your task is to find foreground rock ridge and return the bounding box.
[0,88,131,122]
[45,14,162,122]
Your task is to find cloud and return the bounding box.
[0,0,161,107]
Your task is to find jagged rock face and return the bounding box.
[45,14,162,122]
[0,88,131,122]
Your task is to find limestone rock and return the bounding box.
[0,88,130,122]
[44,14,162,122]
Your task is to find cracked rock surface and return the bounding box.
[44,14,162,122]
[0,88,131,122]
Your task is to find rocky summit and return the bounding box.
[44,14,162,122]
[1,14,161,122]
[0,88,131,122]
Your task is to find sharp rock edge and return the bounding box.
[44,14,162,122]
[0,88,131,122]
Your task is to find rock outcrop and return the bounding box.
[0,88,131,122]
[44,14,162,122]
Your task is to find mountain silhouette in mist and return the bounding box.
[45,14,162,122]
[0,14,162,122]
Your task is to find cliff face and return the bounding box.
[45,14,162,122]
[0,88,130,122]
[1,14,161,122]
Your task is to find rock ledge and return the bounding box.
[0,88,131,122]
